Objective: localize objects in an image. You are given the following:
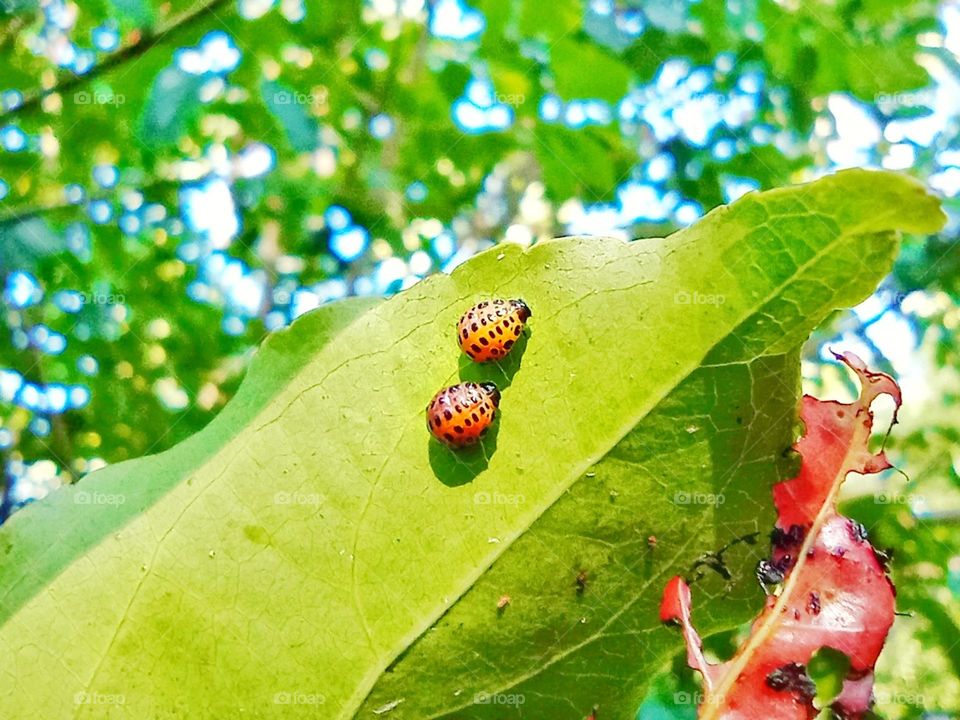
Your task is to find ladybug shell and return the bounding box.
[457,299,531,363]
[426,382,500,448]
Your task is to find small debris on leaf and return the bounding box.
[372,698,404,715]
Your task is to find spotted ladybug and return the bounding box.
[426,381,500,448]
[457,299,531,363]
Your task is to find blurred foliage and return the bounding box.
[0,0,958,717]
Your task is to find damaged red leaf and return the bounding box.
[659,352,899,720]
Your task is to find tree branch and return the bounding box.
[0,0,233,120]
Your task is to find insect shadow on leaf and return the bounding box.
[428,419,500,486]
[456,323,530,390]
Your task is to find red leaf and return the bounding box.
[660,352,898,720]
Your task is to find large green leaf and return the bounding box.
[0,170,944,718]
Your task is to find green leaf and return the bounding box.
[0,0,37,17]
[261,79,320,153]
[517,0,581,40]
[0,217,61,272]
[809,646,851,709]
[0,171,944,718]
[551,38,632,102]
[139,66,206,147]
[534,124,620,200]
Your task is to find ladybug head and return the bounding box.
[479,382,501,406]
[512,299,532,320]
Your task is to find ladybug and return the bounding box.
[426,381,500,448]
[457,299,531,363]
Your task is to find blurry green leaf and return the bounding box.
[139,67,205,147]
[0,217,60,272]
[0,0,37,17]
[107,0,153,25]
[534,124,619,200]
[260,79,319,153]
[518,0,581,39]
[809,646,851,709]
[552,38,632,102]
[637,668,699,719]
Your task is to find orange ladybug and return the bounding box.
[457,299,531,363]
[426,381,500,448]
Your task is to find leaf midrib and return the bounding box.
[699,419,860,718]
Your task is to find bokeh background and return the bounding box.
[0,0,957,717]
